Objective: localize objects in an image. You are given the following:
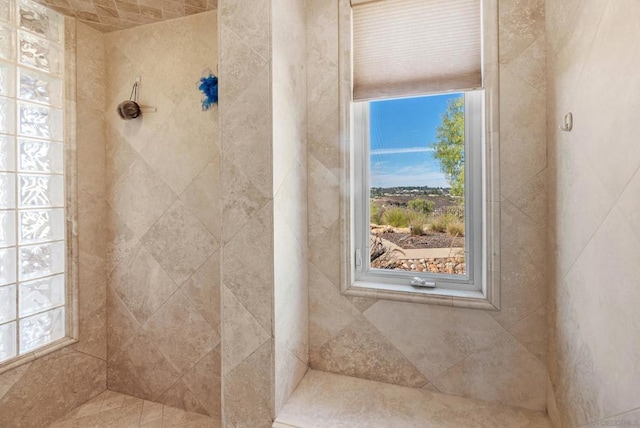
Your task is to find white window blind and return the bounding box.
[352,0,482,101]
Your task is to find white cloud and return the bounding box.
[371,164,449,188]
[370,146,435,156]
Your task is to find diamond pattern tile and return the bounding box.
[102,10,221,417]
[34,0,217,32]
[49,390,220,427]
[141,200,219,286]
[142,291,220,374]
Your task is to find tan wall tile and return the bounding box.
[0,349,106,427]
[311,319,429,389]
[107,329,181,401]
[220,66,273,198]
[275,343,308,413]
[219,0,270,60]
[220,159,270,243]
[432,332,547,411]
[364,300,506,381]
[157,380,210,415]
[182,252,222,331]
[180,158,222,239]
[143,291,220,374]
[222,203,274,333]
[219,0,310,421]
[547,0,640,425]
[221,285,270,375]
[141,200,219,286]
[223,340,274,428]
[104,12,221,416]
[182,346,222,418]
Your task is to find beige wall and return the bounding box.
[218,0,309,425]
[0,21,108,428]
[273,0,310,415]
[307,0,549,412]
[218,1,275,425]
[546,0,640,426]
[103,11,221,420]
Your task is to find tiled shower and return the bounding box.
[1,0,639,427]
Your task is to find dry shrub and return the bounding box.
[407,212,428,236]
[446,221,465,237]
[370,203,383,225]
[429,213,464,237]
[381,207,409,228]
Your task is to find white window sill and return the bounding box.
[345,280,499,311]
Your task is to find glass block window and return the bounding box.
[0,0,64,364]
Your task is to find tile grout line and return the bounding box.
[580,404,640,428]
[221,285,272,376]
[502,166,549,227]
[221,21,270,65]
[609,162,640,243]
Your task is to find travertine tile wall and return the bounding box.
[219,0,309,425]
[307,0,549,412]
[218,1,275,425]
[103,11,221,420]
[272,0,309,415]
[0,20,108,427]
[546,0,640,426]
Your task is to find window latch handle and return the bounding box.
[410,277,436,288]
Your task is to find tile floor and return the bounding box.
[274,370,553,428]
[48,390,219,428]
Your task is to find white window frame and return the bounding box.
[338,0,501,310]
[352,90,484,293]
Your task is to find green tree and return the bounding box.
[432,96,465,197]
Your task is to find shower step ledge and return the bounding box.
[274,369,552,428]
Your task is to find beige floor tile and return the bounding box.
[48,391,220,428]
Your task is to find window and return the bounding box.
[353,90,483,292]
[0,0,66,364]
[344,0,500,305]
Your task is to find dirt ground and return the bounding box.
[373,230,464,250]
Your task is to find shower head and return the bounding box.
[118,81,142,120]
[117,99,141,120]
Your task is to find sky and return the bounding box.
[369,93,463,188]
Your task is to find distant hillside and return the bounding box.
[370,186,451,198]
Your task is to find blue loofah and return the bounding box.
[198,72,218,111]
